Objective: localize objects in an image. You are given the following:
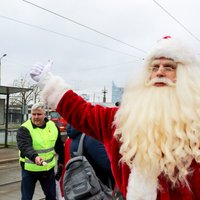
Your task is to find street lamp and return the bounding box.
[0,54,7,85]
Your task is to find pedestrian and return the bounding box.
[115,101,120,107]
[17,102,64,200]
[67,124,115,189]
[30,36,200,199]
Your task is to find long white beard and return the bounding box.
[114,84,200,186]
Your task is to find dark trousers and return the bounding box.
[21,168,56,200]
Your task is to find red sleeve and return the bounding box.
[56,90,118,144]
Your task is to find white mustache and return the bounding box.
[146,77,176,87]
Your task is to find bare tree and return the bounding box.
[31,83,41,104]
[11,73,41,121]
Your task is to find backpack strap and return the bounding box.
[77,133,86,156]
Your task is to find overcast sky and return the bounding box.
[0,0,200,101]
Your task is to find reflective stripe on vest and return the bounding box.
[19,119,58,172]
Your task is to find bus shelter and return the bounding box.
[0,85,32,147]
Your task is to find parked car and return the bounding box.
[49,111,67,132]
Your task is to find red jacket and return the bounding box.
[60,138,72,197]
[57,90,200,199]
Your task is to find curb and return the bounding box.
[0,179,21,187]
[0,157,18,164]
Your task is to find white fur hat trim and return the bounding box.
[145,36,197,65]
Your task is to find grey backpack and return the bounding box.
[63,134,113,200]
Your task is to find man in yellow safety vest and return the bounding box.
[17,102,64,200]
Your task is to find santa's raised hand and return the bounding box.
[30,60,53,82]
[30,60,70,109]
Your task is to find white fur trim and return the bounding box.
[146,37,197,65]
[126,167,157,200]
[39,72,71,109]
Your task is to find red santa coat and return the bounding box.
[56,90,200,199]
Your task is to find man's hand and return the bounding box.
[30,60,53,82]
[35,156,47,166]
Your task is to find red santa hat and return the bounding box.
[145,36,198,64]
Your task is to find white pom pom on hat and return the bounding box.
[145,36,197,64]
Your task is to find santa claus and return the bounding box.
[30,36,200,199]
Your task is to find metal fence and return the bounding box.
[0,129,18,147]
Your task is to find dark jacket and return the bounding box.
[66,124,115,189]
[17,117,64,170]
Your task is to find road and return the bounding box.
[0,160,45,200]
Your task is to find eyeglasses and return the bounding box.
[149,66,177,73]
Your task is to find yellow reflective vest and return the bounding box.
[19,119,58,172]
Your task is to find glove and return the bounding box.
[55,165,63,181]
[30,60,53,82]
[30,60,71,109]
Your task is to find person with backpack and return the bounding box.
[66,124,115,189]
[60,125,123,199]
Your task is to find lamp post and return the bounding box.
[0,54,7,85]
